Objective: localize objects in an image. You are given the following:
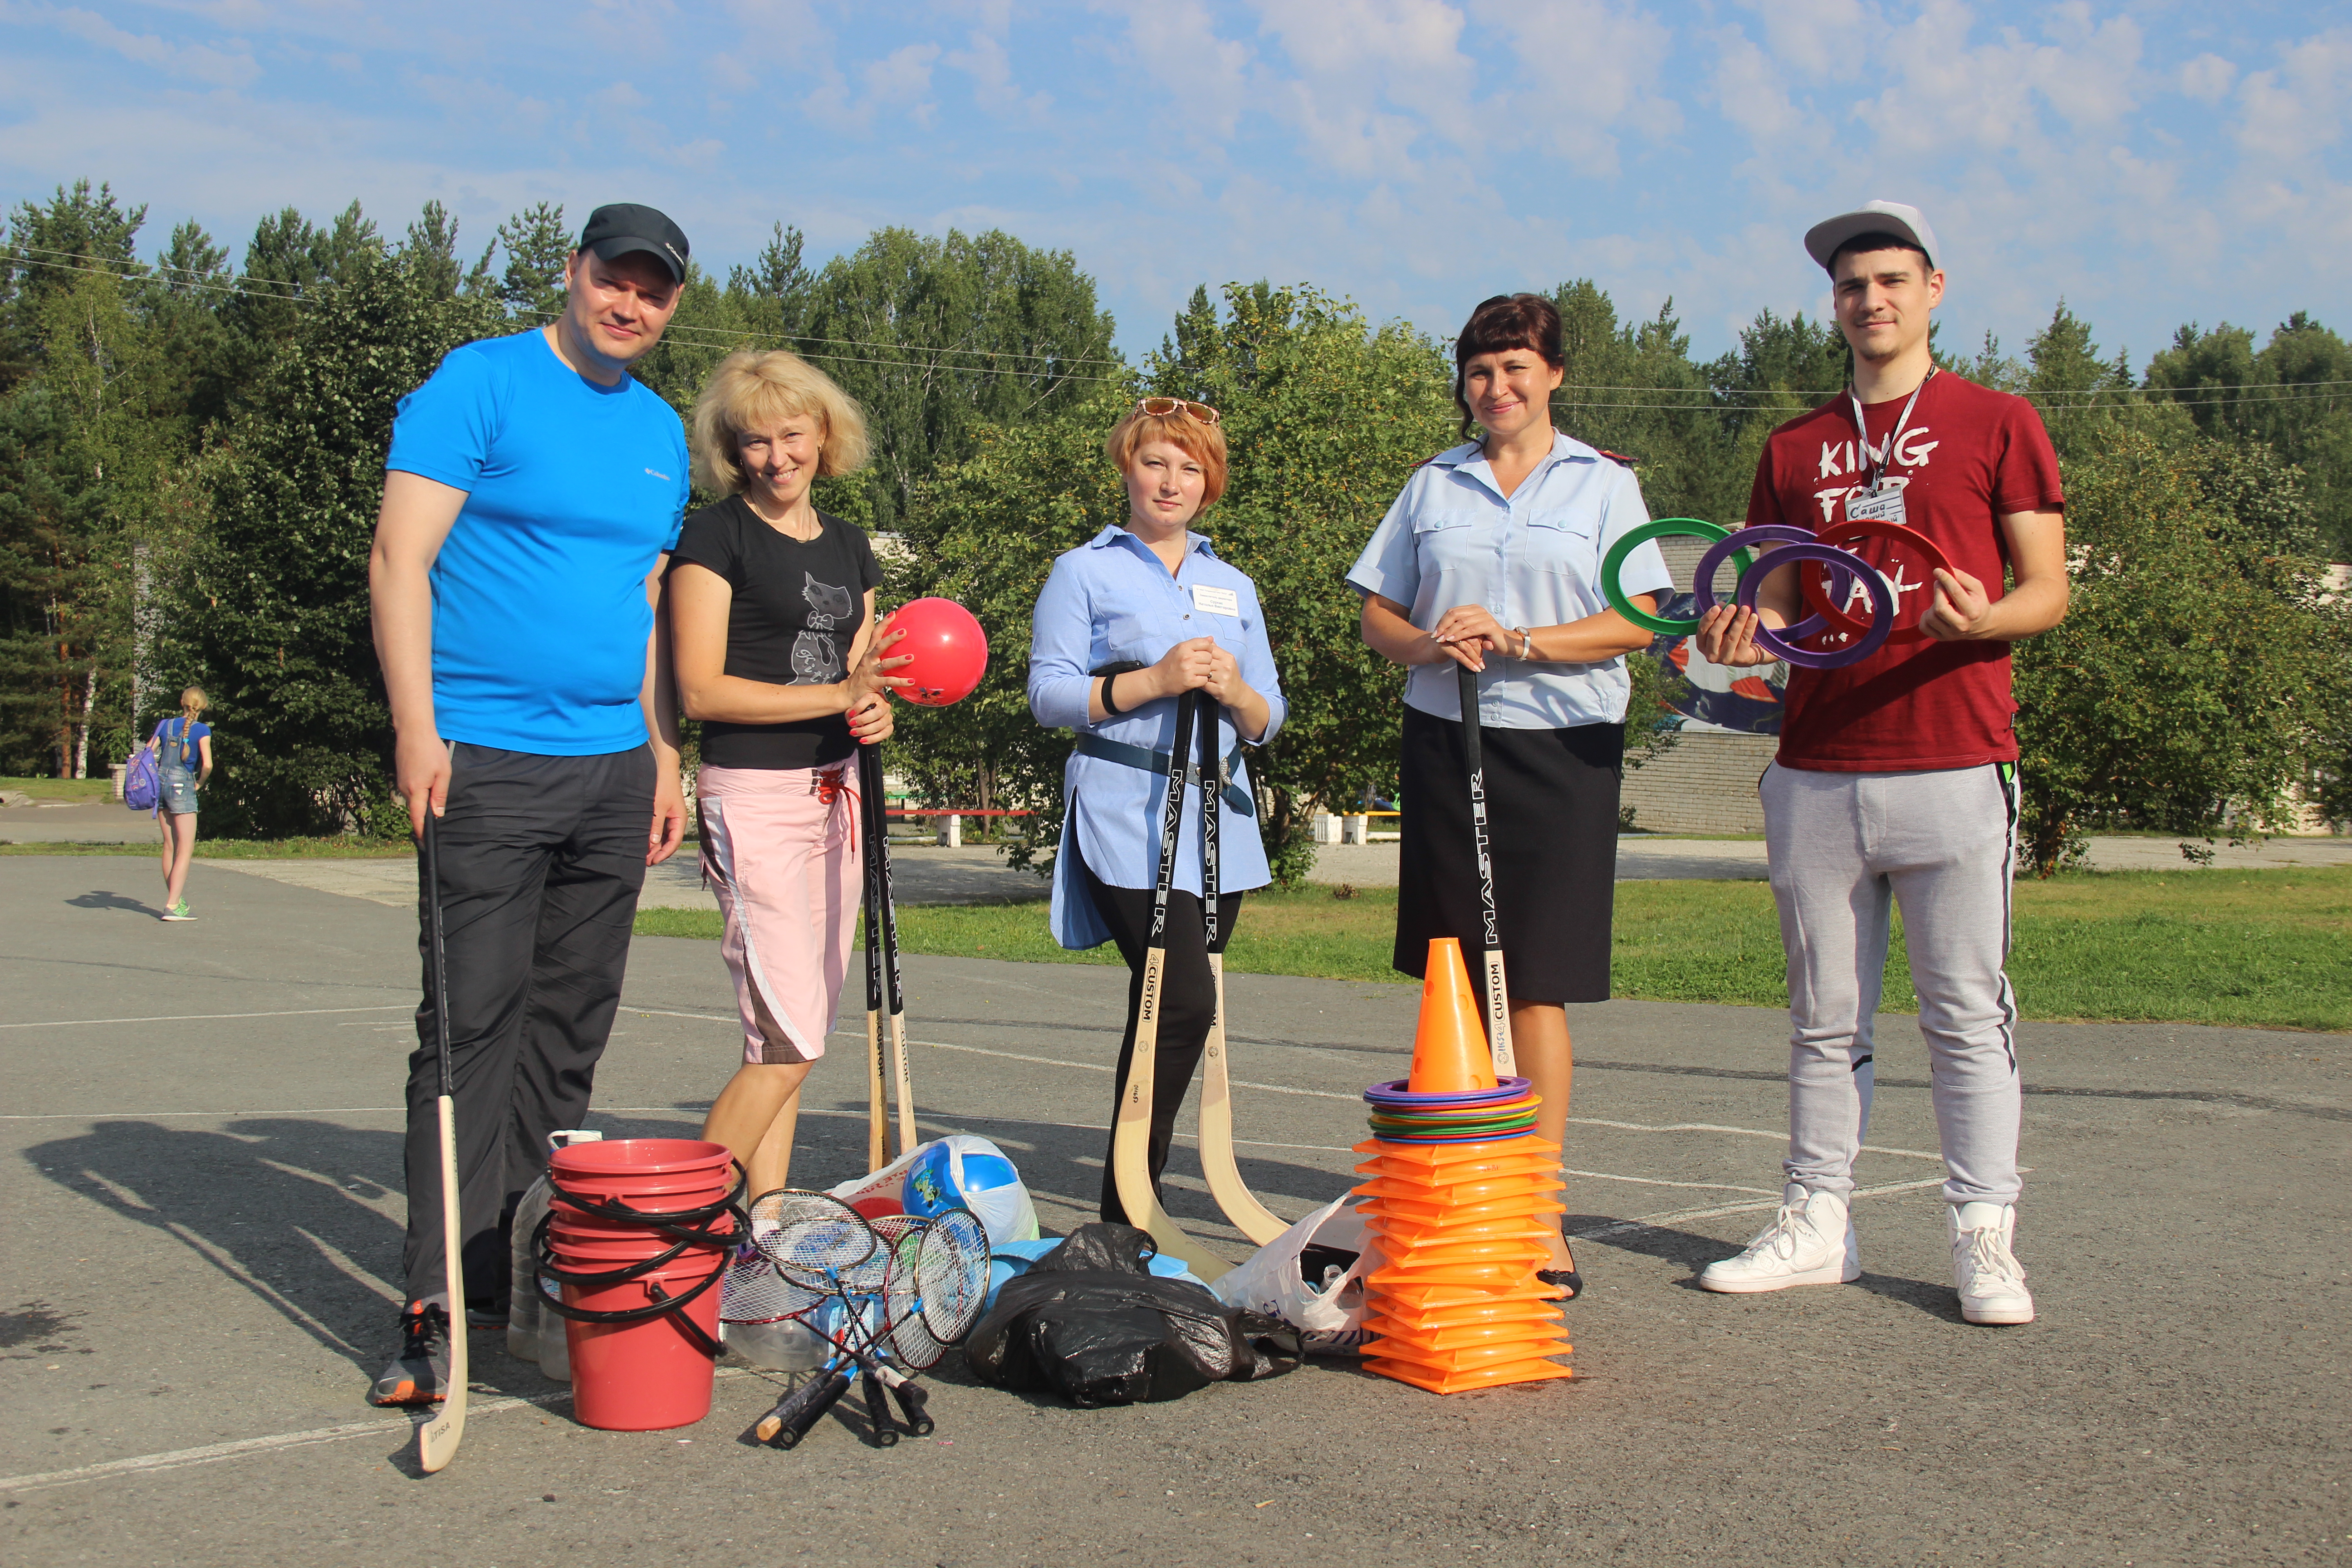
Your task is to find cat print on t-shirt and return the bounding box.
[791,573,855,683]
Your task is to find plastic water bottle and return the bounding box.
[506,1128,602,1366]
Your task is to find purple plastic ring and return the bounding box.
[1737,544,1894,669]
[1692,525,1858,643]
[1365,1077,1533,1108]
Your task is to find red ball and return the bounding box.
[878,598,988,707]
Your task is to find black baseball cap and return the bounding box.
[577,203,690,284]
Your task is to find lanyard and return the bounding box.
[1847,367,1935,490]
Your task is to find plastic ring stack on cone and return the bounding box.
[1352,937,1573,1394]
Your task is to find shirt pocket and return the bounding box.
[1524,512,1602,585]
[1411,510,1486,573]
[1102,607,1159,666]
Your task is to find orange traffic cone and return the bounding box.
[1351,939,1574,1396]
[1407,939,1497,1093]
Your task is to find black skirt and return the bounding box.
[1393,705,1624,1004]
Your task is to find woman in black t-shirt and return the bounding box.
[669,349,908,1196]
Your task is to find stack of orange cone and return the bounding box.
[1353,938,1573,1394]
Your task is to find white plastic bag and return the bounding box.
[824,1133,1041,1250]
[1210,1197,1381,1356]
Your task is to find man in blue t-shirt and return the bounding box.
[365,202,694,1406]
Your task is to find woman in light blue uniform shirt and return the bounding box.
[1350,293,1673,1298]
[1029,397,1284,1227]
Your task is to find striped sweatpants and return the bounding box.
[1759,760,2024,1207]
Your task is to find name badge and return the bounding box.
[1845,485,1908,526]
[1191,584,1240,617]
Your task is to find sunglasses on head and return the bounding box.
[1135,397,1221,426]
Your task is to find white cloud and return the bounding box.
[2234,29,2351,165]
[1117,0,1254,139]
[946,29,1051,118]
[1466,0,1679,172]
[2178,52,2236,105]
[1737,0,1871,81]
[3,0,261,88]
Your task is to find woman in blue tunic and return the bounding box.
[1028,398,1285,1225]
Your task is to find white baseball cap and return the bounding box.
[1804,200,1940,273]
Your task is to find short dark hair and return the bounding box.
[1827,231,1932,275]
[1453,293,1563,438]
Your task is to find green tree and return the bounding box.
[495,201,572,318]
[2024,302,2137,461]
[2011,428,2351,872]
[0,180,147,392]
[793,228,1120,530]
[2147,313,2352,558]
[1544,282,1736,523]
[170,247,505,834]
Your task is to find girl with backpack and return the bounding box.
[149,687,213,921]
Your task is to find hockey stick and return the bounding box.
[417,812,468,1473]
[1109,686,1230,1280]
[1191,690,1286,1245]
[858,745,889,1173]
[862,738,917,1159]
[1457,662,1517,1076]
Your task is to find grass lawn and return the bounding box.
[0,836,414,858]
[636,867,2352,1031]
[0,776,117,802]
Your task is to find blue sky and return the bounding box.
[1,1,2344,371]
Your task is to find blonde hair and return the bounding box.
[179,686,207,717]
[690,349,870,496]
[1104,404,1228,508]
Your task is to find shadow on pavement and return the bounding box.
[24,1117,412,1371]
[64,887,163,918]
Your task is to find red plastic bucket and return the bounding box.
[549,1138,734,1217]
[550,1221,732,1432]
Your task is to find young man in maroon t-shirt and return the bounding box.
[1692,201,2068,1325]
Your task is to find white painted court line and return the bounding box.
[0,1369,759,1495]
[1572,1174,1954,1240]
[0,1004,410,1030]
[1567,1116,1945,1164]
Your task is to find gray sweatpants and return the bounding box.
[1759,761,2022,1207]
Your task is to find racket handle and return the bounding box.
[761,1369,851,1448]
[861,1369,898,1447]
[887,1378,934,1437]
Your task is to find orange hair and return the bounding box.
[1103,404,1228,508]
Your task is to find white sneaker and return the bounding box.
[1951,1202,2034,1324]
[1700,1184,1860,1293]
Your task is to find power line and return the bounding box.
[5,245,2344,409]
[2,244,1128,373]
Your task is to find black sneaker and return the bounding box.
[368,1300,451,1406]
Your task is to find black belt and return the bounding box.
[1073,734,1256,819]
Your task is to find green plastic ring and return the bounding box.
[1601,518,1754,637]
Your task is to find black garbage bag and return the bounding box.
[965,1223,1300,1407]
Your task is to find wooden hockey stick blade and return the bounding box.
[1196,953,1286,1245]
[887,1009,917,1159]
[1111,946,1230,1281]
[417,1093,467,1473]
[1480,949,1517,1077]
[864,1008,887,1173]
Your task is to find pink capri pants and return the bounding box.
[696,761,863,1065]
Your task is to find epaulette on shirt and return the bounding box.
[1596,448,1638,468]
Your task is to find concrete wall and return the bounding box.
[1621,730,1777,834]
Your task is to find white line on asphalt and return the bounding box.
[1571,1175,1954,1241]
[0,1004,410,1030]
[1561,1167,1779,1194]
[0,1370,759,1495]
[1565,1116,1946,1163]
[1,1107,409,1120]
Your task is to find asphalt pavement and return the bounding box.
[1,856,2346,1567]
